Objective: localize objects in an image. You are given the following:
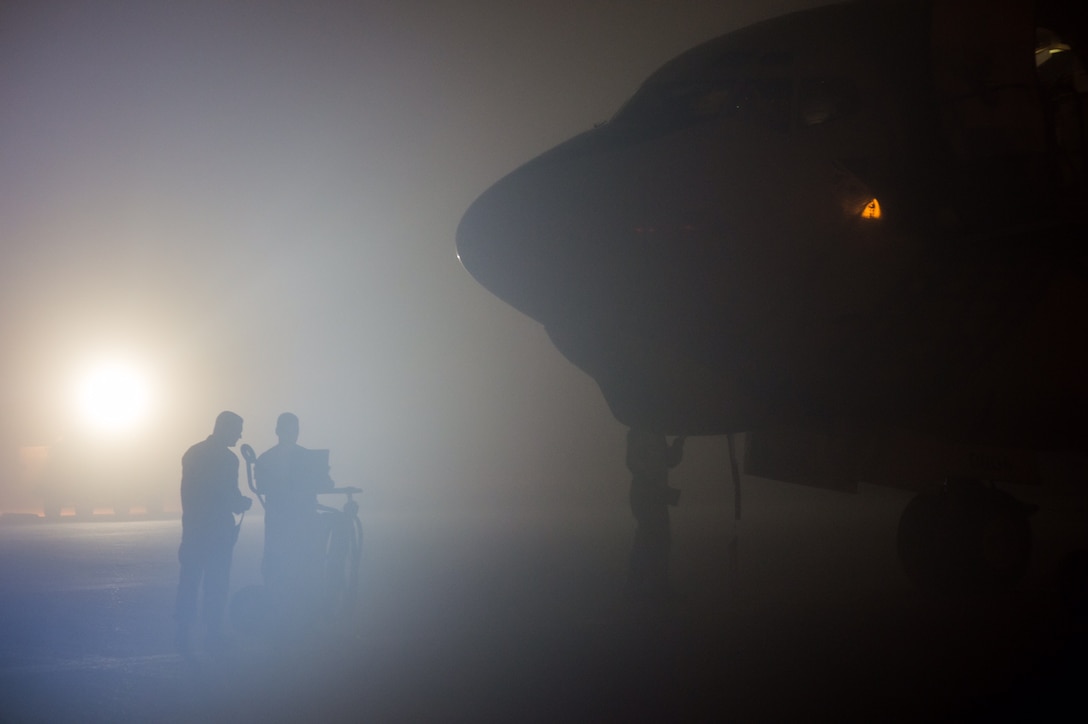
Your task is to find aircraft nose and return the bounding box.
[455,123,783,432]
[456,128,628,324]
[456,169,551,320]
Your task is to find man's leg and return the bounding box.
[261,513,274,585]
[281,513,324,627]
[202,539,234,646]
[309,512,336,612]
[175,540,203,652]
[263,508,288,592]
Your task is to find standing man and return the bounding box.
[626,429,686,599]
[255,412,333,617]
[175,411,252,652]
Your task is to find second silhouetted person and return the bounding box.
[255,412,334,618]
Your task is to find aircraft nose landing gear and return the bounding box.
[897,478,1035,595]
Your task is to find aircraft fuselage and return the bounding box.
[457,0,1088,451]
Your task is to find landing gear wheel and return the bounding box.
[897,479,1033,595]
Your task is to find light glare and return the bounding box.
[75,359,152,434]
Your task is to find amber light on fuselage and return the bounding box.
[861,198,881,219]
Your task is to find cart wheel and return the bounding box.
[324,511,362,617]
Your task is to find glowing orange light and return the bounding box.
[861,198,881,219]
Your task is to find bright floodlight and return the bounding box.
[75,359,153,434]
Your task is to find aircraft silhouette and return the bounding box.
[456,0,1087,592]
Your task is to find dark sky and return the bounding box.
[0,0,832,511]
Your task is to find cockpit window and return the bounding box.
[611,76,793,134]
[609,44,794,135]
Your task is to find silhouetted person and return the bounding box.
[174,411,252,653]
[626,429,685,599]
[255,412,333,619]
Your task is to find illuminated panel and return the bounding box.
[861,198,881,219]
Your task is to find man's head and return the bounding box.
[212,411,244,447]
[275,412,300,444]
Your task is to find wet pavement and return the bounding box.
[0,486,1084,722]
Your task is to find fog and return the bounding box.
[4,4,1088,719]
[0,0,835,514]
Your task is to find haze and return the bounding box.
[1,0,833,513]
[4,4,1087,721]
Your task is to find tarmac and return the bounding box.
[0,481,1084,722]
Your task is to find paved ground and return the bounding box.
[0,481,1085,723]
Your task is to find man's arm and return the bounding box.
[226,453,251,513]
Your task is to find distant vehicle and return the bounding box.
[456,0,1088,591]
